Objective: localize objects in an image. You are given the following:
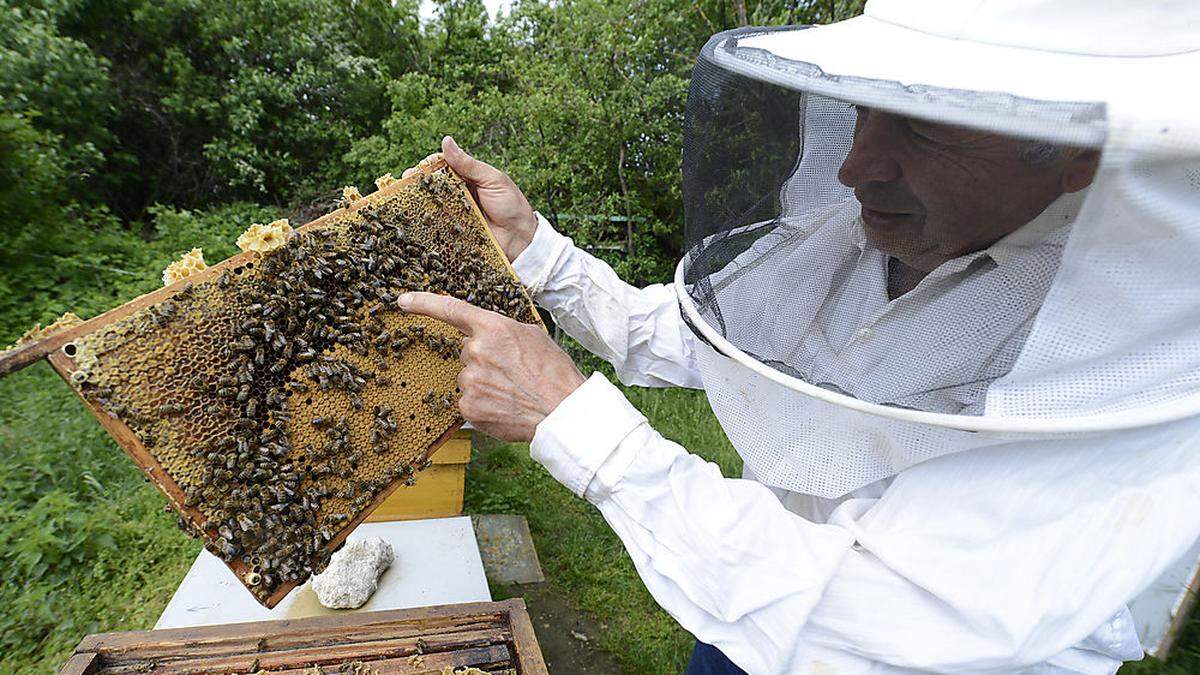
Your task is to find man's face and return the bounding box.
[836,107,1093,272]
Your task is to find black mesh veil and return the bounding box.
[682,32,806,278]
[682,32,854,342]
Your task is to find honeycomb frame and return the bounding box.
[45,160,542,607]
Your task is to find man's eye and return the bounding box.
[906,123,941,144]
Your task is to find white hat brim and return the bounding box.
[716,17,1200,155]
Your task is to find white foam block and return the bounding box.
[155,516,491,629]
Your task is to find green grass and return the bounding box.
[0,364,201,673]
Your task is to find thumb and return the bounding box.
[442,136,502,187]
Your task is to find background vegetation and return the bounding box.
[1,0,1196,672]
[0,0,867,346]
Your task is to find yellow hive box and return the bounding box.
[366,428,471,521]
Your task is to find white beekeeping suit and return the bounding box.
[512,0,1200,672]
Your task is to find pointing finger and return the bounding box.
[397,292,490,337]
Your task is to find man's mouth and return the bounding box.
[860,206,914,229]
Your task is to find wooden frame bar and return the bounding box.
[60,599,547,674]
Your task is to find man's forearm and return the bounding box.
[512,213,702,388]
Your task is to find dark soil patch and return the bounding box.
[497,582,625,673]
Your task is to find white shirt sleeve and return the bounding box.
[532,374,1199,673]
[510,213,701,388]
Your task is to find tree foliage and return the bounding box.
[0,0,864,340]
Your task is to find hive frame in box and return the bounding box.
[14,159,542,608]
[59,598,548,674]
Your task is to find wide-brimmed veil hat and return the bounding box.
[675,0,1200,497]
[711,0,1200,156]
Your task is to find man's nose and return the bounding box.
[837,113,903,187]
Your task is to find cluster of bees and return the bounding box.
[65,167,539,603]
[422,389,456,414]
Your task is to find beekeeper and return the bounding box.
[399,0,1200,671]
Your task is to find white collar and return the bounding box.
[987,189,1085,266]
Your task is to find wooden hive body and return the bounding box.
[59,599,548,674]
[366,428,472,522]
[40,161,540,607]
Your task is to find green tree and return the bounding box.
[342,0,863,285]
[45,0,418,217]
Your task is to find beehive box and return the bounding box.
[366,429,471,522]
[37,160,540,608]
[59,599,547,674]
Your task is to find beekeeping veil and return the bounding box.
[677,0,1200,498]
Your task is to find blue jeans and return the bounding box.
[686,641,747,675]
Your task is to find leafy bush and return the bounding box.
[0,202,279,344]
[0,364,200,671]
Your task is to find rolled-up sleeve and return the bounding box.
[511,213,701,388]
[531,374,1200,673]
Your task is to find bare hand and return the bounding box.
[403,137,538,261]
[397,291,586,442]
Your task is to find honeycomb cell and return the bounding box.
[374,173,397,191]
[162,248,208,286]
[4,311,84,352]
[342,185,363,204]
[236,219,294,254]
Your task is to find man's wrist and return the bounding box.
[530,372,647,498]
[505,212,539,261]
[511,212,570,294]
[540,368,588,419]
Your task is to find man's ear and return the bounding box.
[1061,149,1101,193]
